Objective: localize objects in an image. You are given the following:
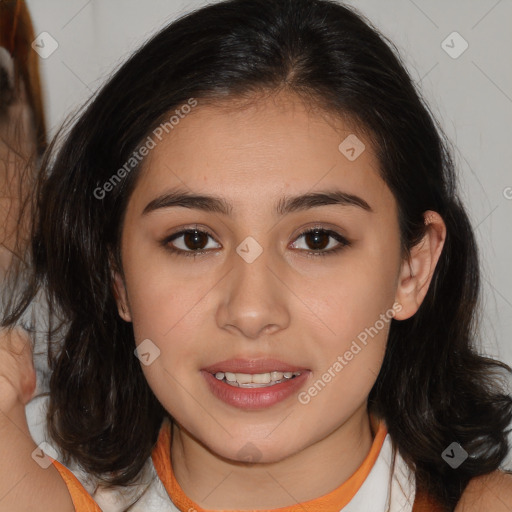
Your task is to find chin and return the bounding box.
[208,436,302,465]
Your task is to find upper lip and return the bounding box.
[203,358,309,374]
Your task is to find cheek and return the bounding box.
[303,253,398,343]
[297,233,399,381]
[301,275,392,413]
[125,264,219,402]
[122,237,208,340]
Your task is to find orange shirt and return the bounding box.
[52,417,442,511]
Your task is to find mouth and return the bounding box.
[201,358,310,409]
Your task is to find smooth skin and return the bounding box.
[111,89,511,510]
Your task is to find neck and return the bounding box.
[170,404,374,510]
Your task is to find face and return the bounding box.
[113,90,423,463]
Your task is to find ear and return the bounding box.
[394,210,446,320]
[109,253,132,323]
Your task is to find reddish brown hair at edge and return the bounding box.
[0,0,47,155]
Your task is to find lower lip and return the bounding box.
[202,371,310,410]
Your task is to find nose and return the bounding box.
[215,243,290,340]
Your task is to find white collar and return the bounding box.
[341,433,416,512]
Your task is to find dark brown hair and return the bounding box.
[2,0,511,509]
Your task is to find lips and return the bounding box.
[202,358,309,374]
[201,358,311,409]
[202,369,310,409]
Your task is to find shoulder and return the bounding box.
[455,470,512,511]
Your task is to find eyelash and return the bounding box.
[161,225,351,259]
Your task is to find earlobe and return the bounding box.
[110,259,132,323]
[394,210,446,321]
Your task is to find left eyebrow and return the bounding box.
[141,187,373,217]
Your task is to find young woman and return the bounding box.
[1,0,511,510]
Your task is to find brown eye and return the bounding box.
[166,229,221,254]
[290,228,350,257]
[182,230,209,250]
[303,229,330,251]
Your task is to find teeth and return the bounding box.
[270,371,284,381]
[235,373,253,384]
[251,373,271,384]
[213,370,302,387]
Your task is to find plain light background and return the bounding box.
[25,0,512,466]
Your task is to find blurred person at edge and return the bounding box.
[0,0,46,279]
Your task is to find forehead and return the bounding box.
[131,91,393,215]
